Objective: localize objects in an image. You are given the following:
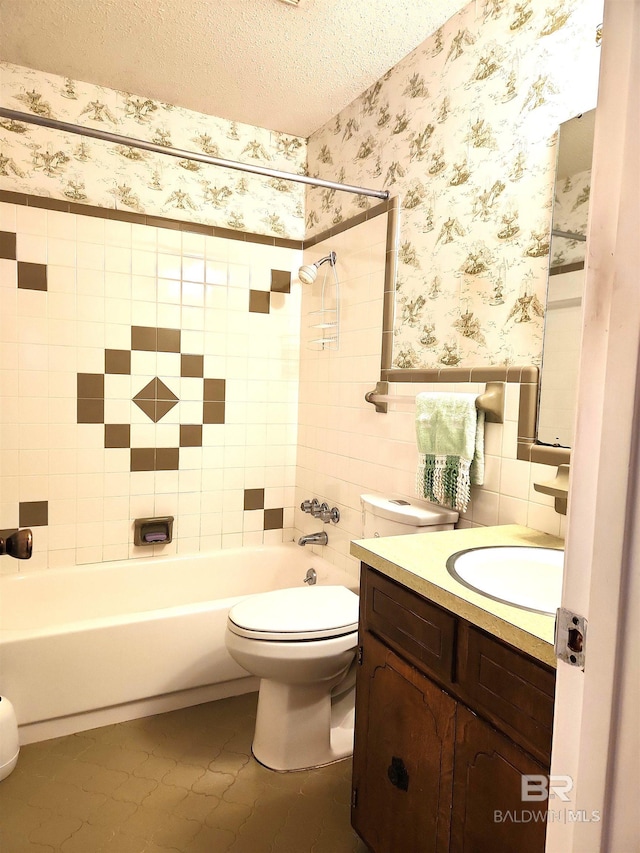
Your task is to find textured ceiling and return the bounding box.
[0,0,467,138]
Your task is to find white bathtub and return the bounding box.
[0,544,356,744]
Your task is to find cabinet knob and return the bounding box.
[387,756,409,791]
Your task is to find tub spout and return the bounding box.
[298,531,328,547]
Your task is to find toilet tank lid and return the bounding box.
[360,494,459,526]
[228,586,359,636]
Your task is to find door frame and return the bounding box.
[547,1,639,850]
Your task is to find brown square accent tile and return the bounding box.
[17,261,47,291]
[180,425,202,447]
[181,354,204,378]
[105,349,131,375]
[77,373,105,398]
[156,448,179,470]
[249,290,270,314]
[19,500,48,527]
[105,424,131,448]
[264,508,284,530]
[131,326,157,351]
[157,328,181,353]
[203,378,225,401]
[203,402,225,424]
[131,448,155,471]
[77,398,104,423]
[244,488,265,511]
[0,230,16,260]
[270,270,291,293]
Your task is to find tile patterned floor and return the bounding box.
[0,693,369,852]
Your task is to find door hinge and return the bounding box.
[357,645,364,665]
[555,607,587,669]
[351,787,358,808]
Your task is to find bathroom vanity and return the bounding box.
[350,524,561,853]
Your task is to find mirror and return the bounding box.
[536,110,595,448]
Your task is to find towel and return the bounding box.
[415,392,484,512]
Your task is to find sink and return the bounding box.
[446,546,564,615]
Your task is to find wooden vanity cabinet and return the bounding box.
[352,564,555,853]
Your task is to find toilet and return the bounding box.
[225,494,458,772]
[360,493,459,538]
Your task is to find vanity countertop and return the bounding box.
[351,524,563,668]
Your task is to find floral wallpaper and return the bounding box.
[550,167,590,267]
[306,0,602,368]
[0,62,306,239]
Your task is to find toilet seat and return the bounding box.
[227,585,359,641]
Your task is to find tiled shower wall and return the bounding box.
[0,199,302,573]
[295,214,565,581]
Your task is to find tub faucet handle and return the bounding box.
[310,499,323,518]
[0,528,33,560]
[317,503,341,524]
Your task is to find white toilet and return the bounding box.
[225,494,458,772]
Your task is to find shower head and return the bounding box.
[298,251,336,284]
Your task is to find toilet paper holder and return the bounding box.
[133,516,174,546]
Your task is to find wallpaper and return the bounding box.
[306,0,602,369]
[550,167,590,267]
[0,62,306,240]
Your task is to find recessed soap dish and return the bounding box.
[133,516,174,546]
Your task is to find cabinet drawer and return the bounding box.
[362,567,456,684]
[457,625,555,763]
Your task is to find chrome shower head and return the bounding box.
[298,264,319,285]
[298,251,336,284]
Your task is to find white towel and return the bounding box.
[415,392,484,512]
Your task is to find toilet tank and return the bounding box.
[360,494,458,538]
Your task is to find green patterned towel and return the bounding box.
[415,392,484,512]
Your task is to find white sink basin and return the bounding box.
[446,546,564,615]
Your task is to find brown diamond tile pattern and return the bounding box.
[180,425,203,447]
[133,378,179,423]
[130,448,180,471]
[181,354,204,378]
[77,373,105,424]
[105,349,131,375]
[131,326,181,353]
[81,326,234,473]
[203,378,226,425]
[105,424,131,448]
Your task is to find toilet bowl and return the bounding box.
[225,585,359,772]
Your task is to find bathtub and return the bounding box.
[0,544,356,745]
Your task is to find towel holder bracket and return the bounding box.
[364,380,504,424]
[477,382,504,424]
[364,381,389,414]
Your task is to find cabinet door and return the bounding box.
[352,632,456,853]
[450,705,548,853]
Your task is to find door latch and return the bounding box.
[555,608,587,669]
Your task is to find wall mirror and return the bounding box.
[536,109,595,450]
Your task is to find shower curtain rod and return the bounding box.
[0,108,390,200]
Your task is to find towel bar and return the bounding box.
[365,380,504,423]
